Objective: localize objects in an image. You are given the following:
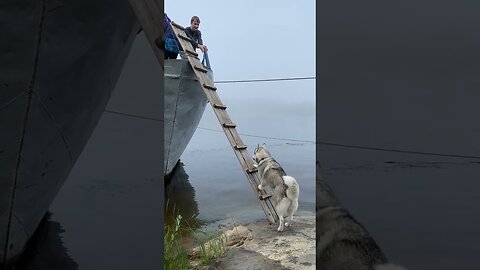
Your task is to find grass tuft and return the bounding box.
[196,230,227,265]
[164,214,192,270]
[164,200,228,269]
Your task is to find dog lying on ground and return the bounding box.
[253,143,299,232]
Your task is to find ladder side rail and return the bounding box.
[128,0,164,68]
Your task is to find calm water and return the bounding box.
[166,142,316,227]
[318,147,480,270]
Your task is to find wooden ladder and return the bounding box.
[126,1,278,224]
[169,21,279,224]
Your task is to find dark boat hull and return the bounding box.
[164,59,211,176]
[0,0,139,265]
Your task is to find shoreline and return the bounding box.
[192,214,315,270]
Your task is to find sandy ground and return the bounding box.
[193,215,315,270]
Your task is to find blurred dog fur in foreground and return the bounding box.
[316,161,408,270]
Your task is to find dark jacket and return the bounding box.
[163,13,180,53]
[184,26,203,50]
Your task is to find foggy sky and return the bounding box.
[165,0,316,103]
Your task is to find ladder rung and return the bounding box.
[213,103,227,109]
[185,49,198,57]
[171,21,185,30]
[203,83,217,91]
[259,193,272,200]
[222,122,236,128]
[187,55,200,60]
[194,65,208,73]
[234,145,247,150]
[178,34,192,42]
[246,167,258,173]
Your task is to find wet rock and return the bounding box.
[205,215,315,270]
[191,225,253,258]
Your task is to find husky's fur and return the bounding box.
[253,144,299,232]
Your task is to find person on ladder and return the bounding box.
[184,16,208,53]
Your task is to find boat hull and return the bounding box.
[0,0,139,265]
[164,59,211,176]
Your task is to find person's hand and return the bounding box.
[198,44,208,53]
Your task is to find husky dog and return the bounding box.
[253,144,299,232]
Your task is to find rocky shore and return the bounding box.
[192,215,315,270]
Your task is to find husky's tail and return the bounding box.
[283,176,299,198]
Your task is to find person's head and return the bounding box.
[190,16,200,30]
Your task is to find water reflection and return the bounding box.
[14,212,78,270]
[164,161,201,232]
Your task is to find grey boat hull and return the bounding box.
[164,59,211,176]
[0,0,139,266]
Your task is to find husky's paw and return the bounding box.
[284,222,290,227]
[257,184,263,190]
[277,226,284,232]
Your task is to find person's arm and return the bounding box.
[196,30,207,52]
[197,30,203,45]
[184,27,199,50]
[191,39,199,50]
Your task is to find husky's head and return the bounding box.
[253,143,271,163]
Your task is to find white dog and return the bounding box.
[253,144,299,231]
